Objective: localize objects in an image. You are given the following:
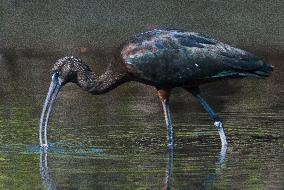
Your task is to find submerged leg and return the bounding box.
[185,87,228,146]
[164,147,174,190]
[158,89,174,147]
[40,150,56,189]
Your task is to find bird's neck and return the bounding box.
[77,62,128,95]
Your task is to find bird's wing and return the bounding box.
[179,32,273,78]
[124,30,272,82]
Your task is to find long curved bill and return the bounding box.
[39,73,62,148]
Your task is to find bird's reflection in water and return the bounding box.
[163,145,227,190]
[39,145,227,190]
[40,149,56,190]
[164,147,174,190]
[202,144,228,189]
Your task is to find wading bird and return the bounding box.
[40,28,273,148]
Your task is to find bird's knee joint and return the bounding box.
[157,89,170,103]
[214,121,223,129]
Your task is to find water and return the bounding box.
[0,1,283,189]
[0,52,283,189]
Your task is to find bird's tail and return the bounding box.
[248,60,273,78]
[213,59,274,79]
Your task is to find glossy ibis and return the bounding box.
[40,28,273,148]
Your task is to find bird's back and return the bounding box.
[119,28,273,87]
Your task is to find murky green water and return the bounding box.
[0,53,283,189]
[0,1,283,189]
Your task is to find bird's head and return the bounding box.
[51,56,91,86]
[39,56,92,147]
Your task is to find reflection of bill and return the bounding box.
[40,150,56,190]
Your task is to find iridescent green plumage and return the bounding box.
[121,28,272,87]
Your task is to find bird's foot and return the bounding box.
[214,121,228,146]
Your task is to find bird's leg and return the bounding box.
[185,87,228,146]
[40,149,56,189]
[164,147,174,190]
[158,89,174,148]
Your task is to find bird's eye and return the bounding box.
[53,71,60,75]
